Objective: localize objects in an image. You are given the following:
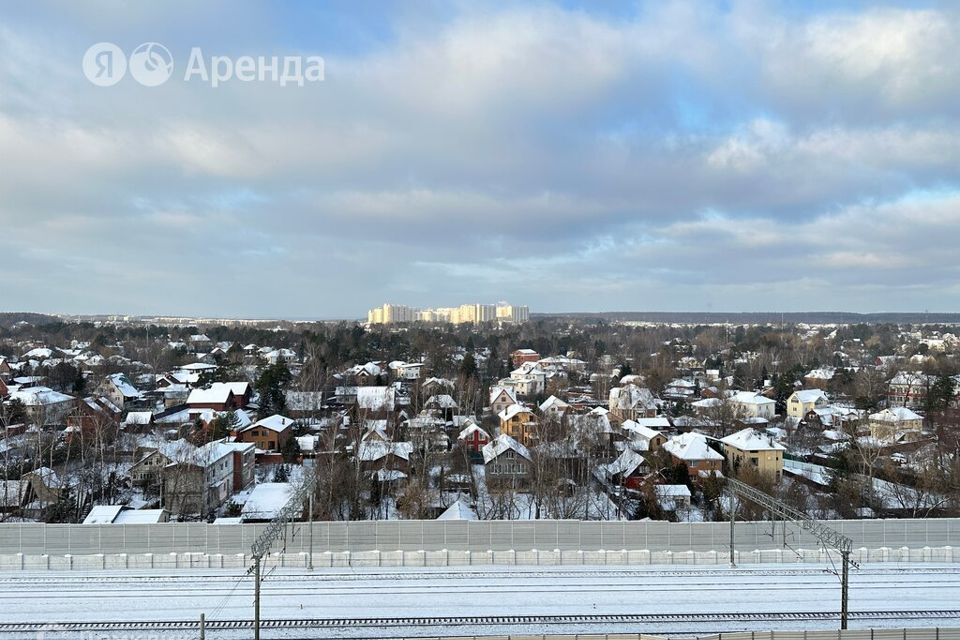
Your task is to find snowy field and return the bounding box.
[1,563,959,638]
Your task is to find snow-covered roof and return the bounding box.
[9,386,74,407]
[498,403,532,422]
[482,434,532,464]
[870,407,922,423]
[609,384,657,411]
[601,448,646,478]
[121,411,152,426]
[83,505,126,524]
[790,389,828,404]
[285,391,324,412]
[356,386,395,411]
[425,394,458,409]
[621,419,666,442]
[730,391,775,406]
[246,414,294,433]
[457,423,490,440]
[720,428,786,451]
[358,440,413,462]
[489,386,518,405]
[187,384,234,405]
[241,483,294,521]
[436,498,477,521]
[663,432,724,461]
[104,373,141,399]
[539,395,569,412]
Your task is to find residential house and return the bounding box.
[284,391,325,418]
[868,407,924,442]
[729,391,777,420]
[510,348,540,367]
[129,438,197,489]
[20,467,63,511]
[357,440,414,477]
[239,483,296,522]
[497,404,538,446]
[236,414,294,452]
[186,384,237,413]
[482,434,532,483]
[421,377,455,398]
[424,394,458,421]
[539,395,570,421]
[97,373,143,411]
[218,440,256,491]
[457,422,490,459]
[803,368,835,390]
[654,484,692,511]
[66,396,122,438]
[597,448,648,489]
[609,384,658,422]
[8,387,76,425]
[786,389,829,419]
[720,428,786,480]
[162,440,237,517]
[83,505,169,524]
[389,361,424,381]
[887,372,936,409]
[489,386,519,415]
[621,419,668,451]
[662,432,724,478]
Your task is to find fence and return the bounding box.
[0,518,956,556]
[0,545,956,572]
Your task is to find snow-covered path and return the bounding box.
[2,564,959,638]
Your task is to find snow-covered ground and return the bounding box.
[1,563,959,638]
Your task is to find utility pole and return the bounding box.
[308,493,314,571]
[199,613,205,640]
[728,497,736,567]
[248,468,319,640]
[253,556,261,640]
[725,477,857,630]
[841,550,850,630]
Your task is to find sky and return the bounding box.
[1,0,959,319]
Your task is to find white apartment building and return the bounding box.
[367,302,529,325]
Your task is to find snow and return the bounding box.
[240,483,294,521]
[436,498,477,520]
[1,563,957,637]
[721,427,786,451]
[663,432,724,461]
[481,434,532,464]
[248,414,294,433]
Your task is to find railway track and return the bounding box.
[4,610,960,633]
[1,565,957,586]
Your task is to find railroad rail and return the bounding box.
[4,610,960,633]
[2,565,959,586]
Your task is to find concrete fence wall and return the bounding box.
[0,518,957,556]
[0,545,956,572]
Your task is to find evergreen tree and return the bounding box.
[256,363,292,415]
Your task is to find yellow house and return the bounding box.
[786,389,829,419]
[720,428,785,481]
[497,404,538,446]
[868,407,923,442]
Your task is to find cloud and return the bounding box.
[0,2,958,316]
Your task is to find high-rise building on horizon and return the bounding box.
[366,302,529,325]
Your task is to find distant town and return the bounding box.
[367,303,530,325]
